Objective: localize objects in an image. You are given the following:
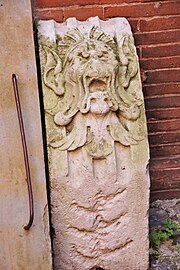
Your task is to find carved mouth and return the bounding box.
[81,75,111,113]
[86,77,109,92]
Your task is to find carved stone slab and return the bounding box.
[38,17,150,270]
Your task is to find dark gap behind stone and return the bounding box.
[32,11,55,267]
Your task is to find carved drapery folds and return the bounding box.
[38,17,150,270]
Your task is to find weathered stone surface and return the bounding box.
[38,17,150,270]
[0,1,52,269]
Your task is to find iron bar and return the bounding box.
[12,74,34,230]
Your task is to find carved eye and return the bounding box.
[91,98,96,103]
[102,51,109,58]
[97,51,109,60]
[106,125,110,131]
[81,51,90,58]
[104,97,109,102]
[97,51,103,58]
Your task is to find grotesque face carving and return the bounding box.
[63,40,119,115]
[66,40,118,85]
[57,31,122,117]
[41,26,144,156]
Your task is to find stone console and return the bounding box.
[38,17,150,270]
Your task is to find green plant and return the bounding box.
[149,219,180,248]
[163,219,180,232]
[150,202,159,208]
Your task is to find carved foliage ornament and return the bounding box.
[39,26,145,159]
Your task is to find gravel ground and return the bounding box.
[149,199,180,270]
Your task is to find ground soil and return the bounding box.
[149,199,180,270]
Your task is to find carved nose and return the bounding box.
[89,70,99,77]
[88,61,100,77]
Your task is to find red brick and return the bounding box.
[151,178,180,191]
[150,144,180,158]
[150,167,180,190]
[136,47,141,58]
[145,95,180,110]
[143,83,180,97]
[35,0,161,8]
[134,30,180,46]
[145,69,180,84]
[148,119,180,133]
[104,2,180,19]
[142,44,180,58]
[102,0,163,2]
[63,6,103,21]
[35,8,63,22]
[150,155,180,170]
[151,182,180,193]
[35,0,88,8]
[146,108,180,121]
[140,56,180,70]
[149,131,180,146]
[140,15,180,32]
[128,18,139,33]
[151,189,180,201]
[150,144,180,159]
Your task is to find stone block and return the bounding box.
[38,16,150,270]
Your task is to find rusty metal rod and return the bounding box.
[12,74,34,230]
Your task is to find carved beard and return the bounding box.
[84,91,114,159]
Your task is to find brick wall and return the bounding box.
[33,0,180,201]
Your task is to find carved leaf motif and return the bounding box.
[50,113,87,151]
[85,138,113,159]
[39,25,146,158]
[42,46,64,96]
[118,35,138,89]
[109,122,137,146]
